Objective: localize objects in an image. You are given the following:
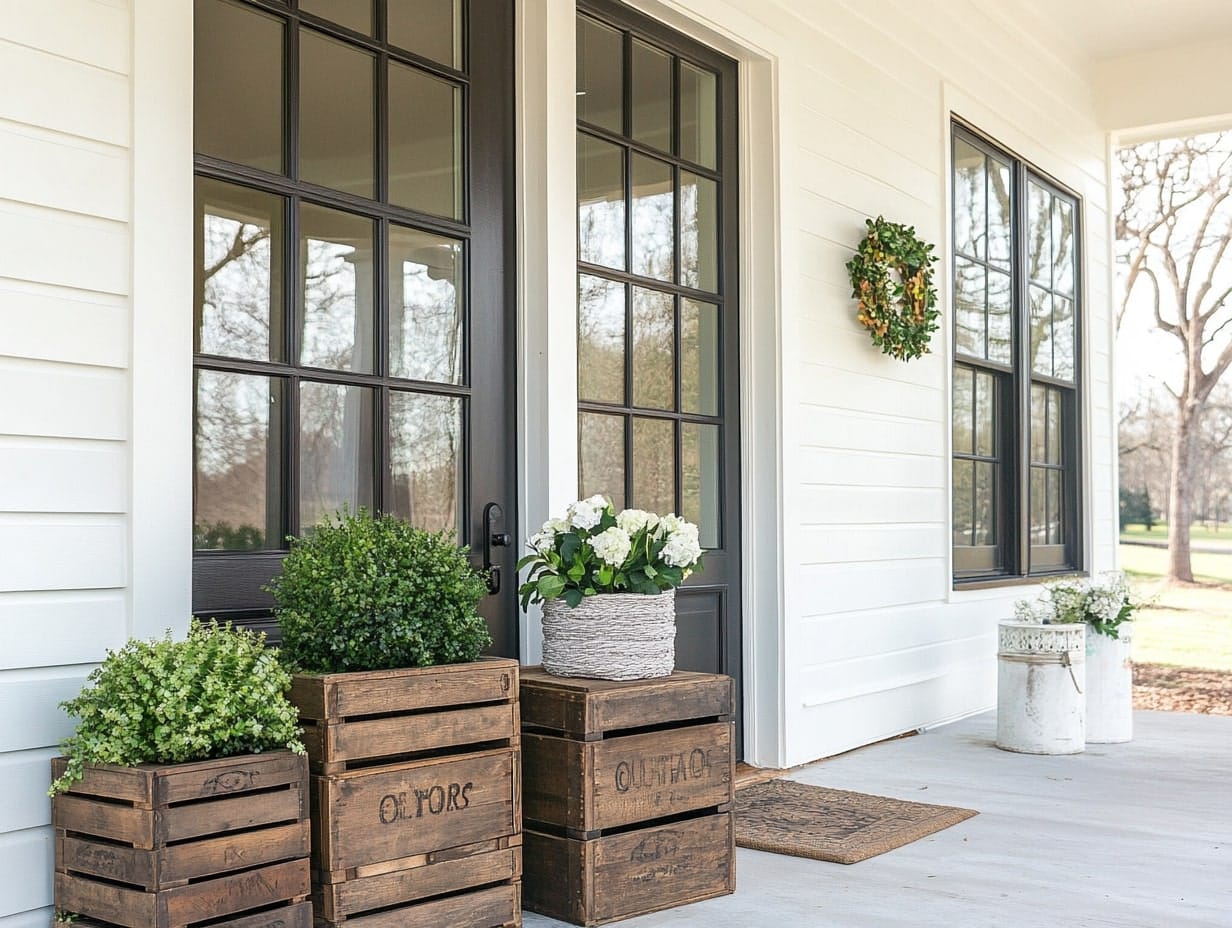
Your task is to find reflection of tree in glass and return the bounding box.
[392,244,462,383]
[199,206,275,359]
[391,393,459,533]
[302,235,364,371]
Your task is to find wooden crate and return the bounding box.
[519,668,736,925]
[523,812,735,926]
[52,751,311,928]
[289,659,522,927]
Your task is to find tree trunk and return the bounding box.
[1168,405,1200,582]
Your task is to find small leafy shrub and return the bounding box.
[269,509,491,673]
[50,619,303,795]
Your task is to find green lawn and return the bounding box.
[1118,542,1232,584]
[1120,523,1232,548]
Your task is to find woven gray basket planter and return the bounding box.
[540,590,676,680]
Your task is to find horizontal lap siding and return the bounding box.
[683,0,1111,764]
[0,0,132,920]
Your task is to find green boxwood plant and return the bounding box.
[49,619,303,795]
[269,509,491,673]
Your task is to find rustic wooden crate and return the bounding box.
[519,668,736,925]
[322,882,522,928]
[51,751,311,928]
[289,658,520,774]
[522,811,735,926]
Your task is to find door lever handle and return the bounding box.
[482,502,509,594]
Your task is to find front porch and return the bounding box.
[526,710,1232,927]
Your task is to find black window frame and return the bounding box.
[951,120,1084,587]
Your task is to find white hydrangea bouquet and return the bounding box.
[1013,570,1137,639]
[517,495,703,610]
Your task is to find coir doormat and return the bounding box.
[735,778,978,864]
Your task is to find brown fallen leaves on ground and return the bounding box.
[1133,663,1232,716]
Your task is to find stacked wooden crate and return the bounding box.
[291,659,522,928]
[519,668,736,926]
[52,751,311,928]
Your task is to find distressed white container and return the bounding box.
[996,621,1086,755]
[1086,621,1133,743]
[540,590,675,680]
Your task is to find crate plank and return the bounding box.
[52,757,154,805]
[155,751,307,804]
[69,901,312,928]
[160,785,303,843]
[53,794,155,848]
[55,872,156,928]
[58,835,155,888]
[161,858,309,927]
[320,702,518,765]
[160,820,310,885]
[333,882,521,928]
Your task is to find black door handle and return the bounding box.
[482,502,508,594]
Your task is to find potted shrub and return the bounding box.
[268,508,521,928]
[49,620,310,928]
[517,496,704,680]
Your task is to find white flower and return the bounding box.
[1014,595,1055,624]
[567,495,608,531]
[590,526,632,566]
[528,517,570,554]
[661,523,702,568]
[653,513,687,539]
[616,508,659,535]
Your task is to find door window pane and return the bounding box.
[954,258,986,359]
[195,0,284,173]
[194,371,284,550]
[631,154,674,281]
[632,288,674,410]
[681,171,718,292]
[681,423,719,548]
[632,416,675,516]
[389,63,463,219]
[974,462,996,548]
[1053,296,1075,382]
[1030,467,1046,545]
[1030,385,1047,463]
[196,178,284,362]
[299,203,375,372]
[578,133,626,270]
[299,381,375,530]
[390,391,462,533]
[679,62,716,169]
[1047,390,1063,465]
[631,39,672,153]
[577,15,623,133]
[300,29,375,197]
[389,0,462,68]
[680,299,719,415]
[1047,470,1063,544]
[578,275,626,404]
[952,139,986,260]
[579,412,626,509]
[300,0,374,35]
[389,227,463,383]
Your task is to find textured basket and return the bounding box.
[540,590,676,680]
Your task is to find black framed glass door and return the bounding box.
[191,0,517,656]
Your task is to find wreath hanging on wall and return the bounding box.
[846,216,939,362]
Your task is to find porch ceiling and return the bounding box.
[1030,0,1232,61]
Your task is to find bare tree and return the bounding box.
[1117,132,1232,581]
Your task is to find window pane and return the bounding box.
[632,416,675,515]
[681,299,719,415]
[631,154,674,282]
[1027,182,1052,287]
[681,423,720,549]
[300,0,373,35]
[1047,469,1064,545]
[579,412,625,509]
[1053,198,1075,296]
[195,0,283,173]
[1047,389,1063,465]
[196,178,284,362]
[974,462,996,548]
[632,39,672,152]
[988,157,1012,269]
[299,381,375,530]
[954,257,986,359]
[681,171,718,292]
[679,62,716,169]
[987,268,1012,364]
[577,133,626,270]
[952,460,973,546]
[1030,385,1047,463]
[632,287,674,410]
[300,29,375,197]
[975,371,995,457]
[194,371,284,550]
[389,0,462,68]
[952,366,973,456]
[578,275,626,404]
[390,391,462,534]
[299,203,375,372]
[577,15,623,133]
[389,63,462,219]
[952,139,985,260]
[1053,296,1075,382]
[1028,285,1052,377]
[1030,467,1047,546]
[389,227,463,383]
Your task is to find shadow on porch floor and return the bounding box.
[524,710,1232,927]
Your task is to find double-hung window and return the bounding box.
[951,123,1082,584]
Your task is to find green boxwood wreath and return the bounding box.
[846,216,939,361]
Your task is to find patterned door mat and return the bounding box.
[735,778,978,864]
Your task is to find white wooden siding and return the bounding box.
[0,0,133,920]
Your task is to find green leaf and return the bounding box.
[559,533,581,562]
[562,588,584,608]
[537,574,567,600]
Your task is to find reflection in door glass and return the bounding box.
[579,412,626,509]
[631,39,672,153]
[632,416,675,515]
[300,29,375,197]
[631,154,674,282]
[391,391,463,533]
[299,204,375,373]
[389,227,463,384]
[389,63,463,219]
[681,171,718,292]
[679,62,716,169]
[389,0,462,68]
[632,288,674,410]
[299,382,375,530]
[681,423,719,548]
[300,0,374,35]
[680,299,719,416]
[578,275,626,404]
[577,133,626,270]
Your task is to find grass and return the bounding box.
[1118,543,1232,584]
[1120,523,1232,548]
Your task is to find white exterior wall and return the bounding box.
[0,1,191,922]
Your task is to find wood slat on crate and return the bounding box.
[67,901,313,928]
[329,882,522,928]
[523,812,735,926]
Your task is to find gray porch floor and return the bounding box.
[523,710,1232,928]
